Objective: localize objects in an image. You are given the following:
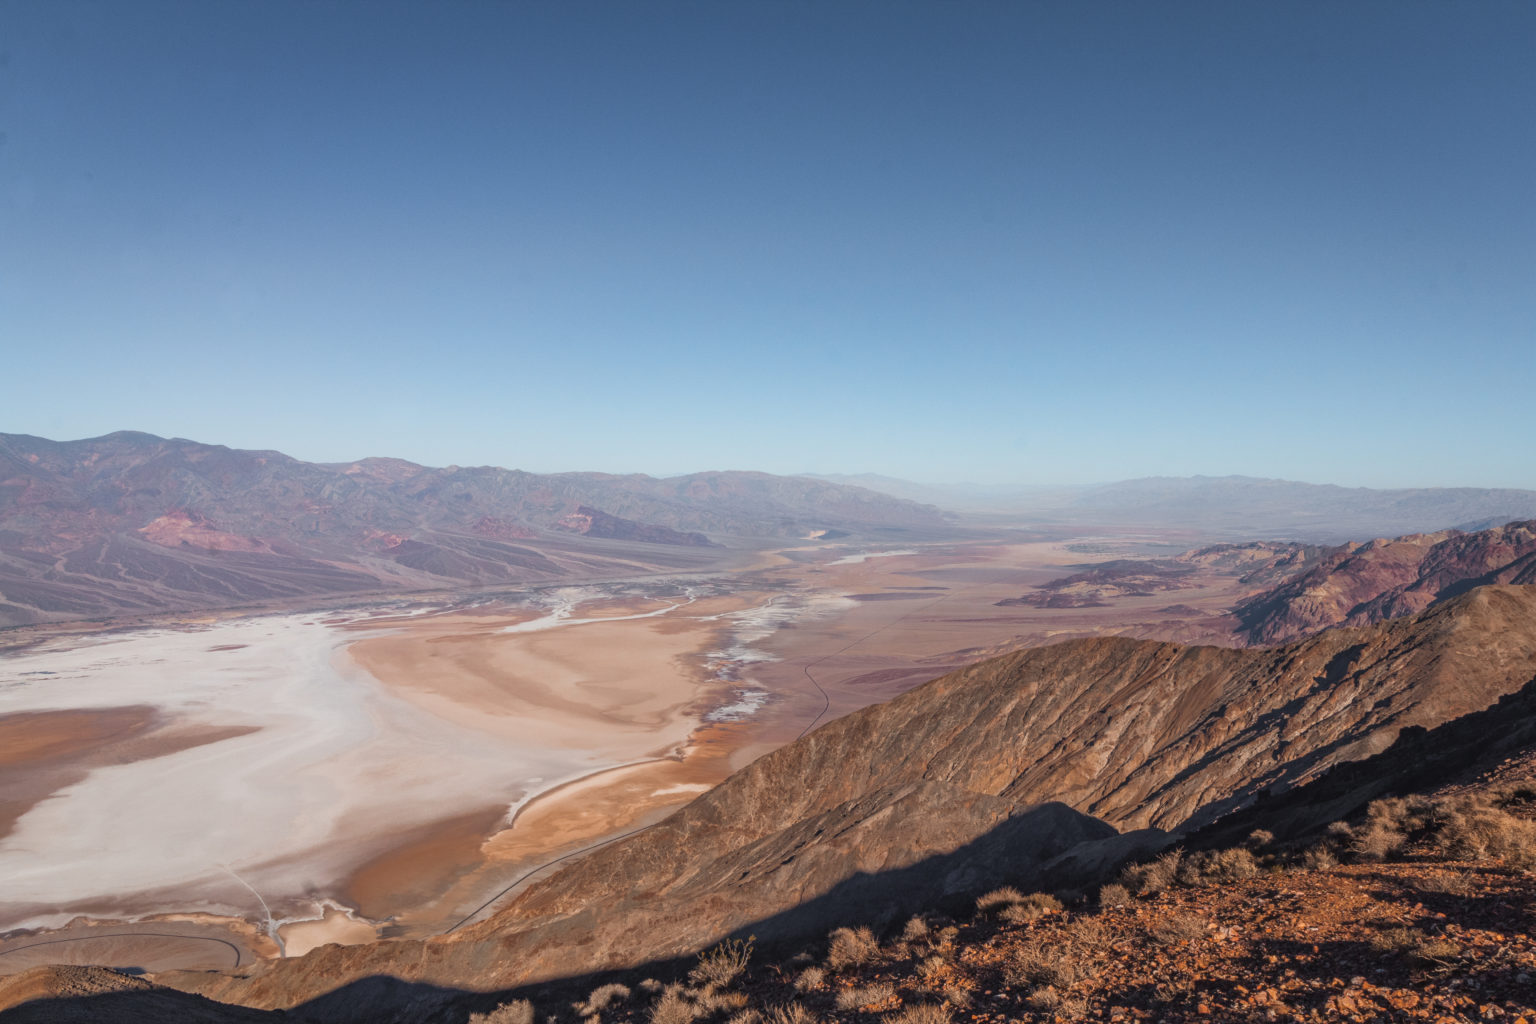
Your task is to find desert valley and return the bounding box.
[2,432,1536,1022]
[7,4,1535,1020]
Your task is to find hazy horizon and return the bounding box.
[8,426,1536,496]
[4,2,1533,489]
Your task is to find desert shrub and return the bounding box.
[690,938,753,989]
[1097,882,1130,908]
[650,988,700,1024]
[915,955,948,989]
[471,1000,536,1024]
[1301,844,1338,870]
[940,986,971,1008]
[826,926,881,969]
[1149,912,1206,945]
[1348,798,1412,861]
[639,979,664,993]
[1351,821,1405,862]
[900,916,930,942]
[1180,847,1259,885]
[762,1004,818,1024]
[975,886,1025,916]
[836,983,896,1010]
[1001,942,1086,989]
[884,1003,951,1024]
[701,990,749,1014]
[576,984,631,1016]
[1121,849,1182,894]
[793,967,826,992]
[1433,801,1536,868]
[1246,829,1275,850]
[1025,986,1061,1011]
[1067,917,1111,954]
[726,1012,761,1024]
[998,892,1063,925]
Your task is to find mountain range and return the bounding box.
[0,432,948,627]
[823,473,1536,542]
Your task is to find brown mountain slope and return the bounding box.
[171,585,1536,1018]
[1234,520,1536,644]
[0,431,948,626]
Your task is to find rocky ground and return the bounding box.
[472,789,1536,1024]
[3,791,1533,1023]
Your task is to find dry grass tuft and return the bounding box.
[884,1003,951,1024]
[1001,941,1089,989]
[575,984,631,1016]
[701,990,749,1014]
[835,982,896,1010]
[1025,986,1061,1011]
[1179,847,1258,884]
[1432,800,1536,868]
[1067,917,1111,954]
[1301,845,1338,870]
[690,938,753,989]
[1121,849,1182,894]
[471,999,536,1024]
[826,926,881,969]
[998,892,1063,925]
[939,986,971,1008]
[650,988,701,1024]
[975,886,1026,915]
[1097,882,1131,908]
[793,967,826,992]
[762,1003,818,1024]
[1149,912,1206,945]
[915,955,948,989]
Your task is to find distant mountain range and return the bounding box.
[822,473,1536,542]
[0,431,948,627]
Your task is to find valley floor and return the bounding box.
[0,529,1259,976]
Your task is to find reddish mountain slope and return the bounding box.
[1235,520,1536,644]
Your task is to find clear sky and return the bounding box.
[3,1,1533,488]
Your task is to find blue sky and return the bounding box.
[3,1,1533,488]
